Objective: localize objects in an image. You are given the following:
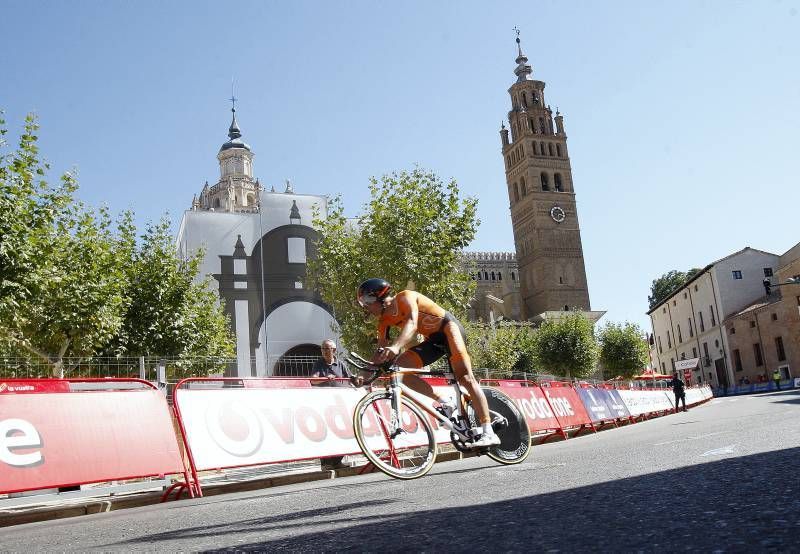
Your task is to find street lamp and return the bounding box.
[763,277,798,297]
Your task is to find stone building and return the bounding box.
[722,242,800,385]
[648,247,781,388]
[462,251,521,323]
[177,105,338,377]
[500,34,592,321]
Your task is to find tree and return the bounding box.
[597,321,649,379]
[465,322,536,378]
[102,218,235,376]
[648,268,702,309]
[530,311,598,378]
[307,168,478,355]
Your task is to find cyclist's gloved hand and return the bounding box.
[374,345,399,363]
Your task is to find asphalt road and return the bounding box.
[3,389,800,552]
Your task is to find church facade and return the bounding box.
[176,107,338,377]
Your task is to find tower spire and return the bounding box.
[228,80,241,140]
[512,27,532,82]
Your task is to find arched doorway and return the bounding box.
[273,343,320,376]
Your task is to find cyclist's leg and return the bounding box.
[397,345,449,404]
[443,321,492,425]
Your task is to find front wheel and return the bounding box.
[470,386,531,465]
[353,390,438,479]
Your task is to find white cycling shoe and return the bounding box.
[471,432,501,448]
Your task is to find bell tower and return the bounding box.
[501,31,591,320]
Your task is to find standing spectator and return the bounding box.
[773,369,782,391]
[312,339,349,471]
[670,370,687,412]
[312,339,349,384]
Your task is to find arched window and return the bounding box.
[214,198,221,208]
[520,177,526,196]
[521,93,528,108]
[483,271,489,280]
[564,305,569,311]
[556,144,562,157]
[498,272,502,281]
[538,117,545,133]
[529,118,535,132]
[532,142,538,155]
[491,272,496,281]
[511,271,516,281]
[548,143,554,156]
[513,183,519,202]
[540,141,546,155]
[554,173,563,192]
[540,172,550,191]
[506,155,510,167]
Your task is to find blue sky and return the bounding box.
[2,0,799,330]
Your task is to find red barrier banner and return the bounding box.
[0,380,70,394]
[539,386,593,428]
[491,385,563,432]
[0,388,185,495]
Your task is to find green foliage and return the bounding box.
[307,168,478,355]
[103,218,235,374]
[648,268,702,309]
[466,322,536,378]
[530,312,598,378]
[597,321,649,379]
[0,113,234,376]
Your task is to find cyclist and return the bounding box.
[357,278,500,448]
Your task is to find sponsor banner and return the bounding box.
[176,387,456,471]
[685,387,705,405]
[576,387,615,423]
[604,389,632,419]
[0,380,70,394]
[0,390,183,495]
[536,386,592,428]
[617,389,673,416]
[492,386,563,432]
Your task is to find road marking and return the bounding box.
[699,444,737,457]
[653,431,727,446]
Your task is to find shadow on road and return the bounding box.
[113,448,800,551]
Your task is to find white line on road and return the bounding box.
[699,444,737,457]
[653,431,729,446]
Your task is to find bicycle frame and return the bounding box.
[378,366,475,443]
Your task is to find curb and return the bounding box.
[0,450,466,528]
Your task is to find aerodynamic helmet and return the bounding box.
[357,278,392,307]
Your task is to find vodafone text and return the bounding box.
[0,419,43,467]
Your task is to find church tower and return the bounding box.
[193,100,262,213]
[501,33,591,320]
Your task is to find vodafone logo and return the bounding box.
[0,418,43,467]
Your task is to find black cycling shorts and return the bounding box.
[407,312,468,366]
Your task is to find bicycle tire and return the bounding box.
[469,386,531,465]
[353,390,438,479]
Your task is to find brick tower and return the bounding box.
[500,33,591,320]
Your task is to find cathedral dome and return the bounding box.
[220,110,251,152]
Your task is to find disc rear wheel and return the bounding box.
[469,387,531,465]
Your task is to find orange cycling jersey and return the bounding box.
[377,290,447,341]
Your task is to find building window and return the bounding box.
[520,177,527,196]
[662,362,666,372]
[554,173,563,192]
[683,292,687,299]
[710,306,716,327]
[688,318,693,337]
[287,237,307,264]
[750,320,756,328]
[511,271,516,281]
[763,268,773,277]
[733,349,743,372]
[483,271,488,280]
[658,336,663,353]
[548,143,554,156]
[498,273,502,281]
[556,144,562,157]
[753,343,764,367]
[677,324,683,343]
[692,347,697,358]
[699,311,705,332]
[732,270,742,280]
[513,183,519,202]
[694,284,698,292]
[673,300,677,306]
[532,142,538,155]
[671,358,675,370]
[667,332,672,349]
[703,342,709,362]
[776,337,787,361]
[491,272,496,281]
[540,173,550,191]
[730,326,736,335]
[663,307,666,314]
[540,141,546,155]
[771,313,777,321]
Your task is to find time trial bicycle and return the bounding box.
[346,352,531,479]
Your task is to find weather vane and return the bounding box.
[230,79,237,112]
[513,26,521,44]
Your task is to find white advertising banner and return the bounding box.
[617,390,674,416]
[176,386,453,471]
[685,387,705,405]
